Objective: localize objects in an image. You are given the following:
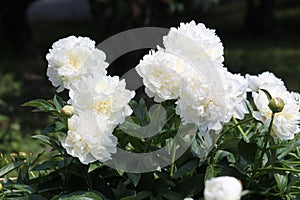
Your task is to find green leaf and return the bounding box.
[58,191,105,200]
[173,174,204,197]
[172,159,198,179]
[130,99,150,126]
[22,99,56,112]
[4,184,36,194]
[31,135,62,151]
[88,162,103,173]
[204,165,215,182]
[127,173,141,187]
[53,95,64,111]
[3,194,47,200]
[31,135,52,146]
[128,136,145,152]
[238,140,257,164]
[31,161,57,171]
[17,159,30,183]
[218,137,240,155]
[274,173,288,192]
[55,121,66,131]
[132,191,152,200]
[0,161,24,177]
[160,190,183,200]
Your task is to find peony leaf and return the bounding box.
[127,172,141,187]
[274,173,288,192]
[204,165,215,182]
[88,162,103,173]
[172,159,198,179]
[4,184,36,194]
[22,99,56,113]
[58,191,105,200]
[31,135,52,146]
[3,194,47,200]
[161,190,183,200]
[31,161,57,171]
[0,161,24,177]
[238,140,257,164]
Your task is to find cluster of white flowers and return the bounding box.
[47,36,135,164]
[46,24,300,166]
[137,21,249,134]
[247,72,300,140]
[204,176,243,200]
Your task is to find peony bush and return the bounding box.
[0,21,299,200]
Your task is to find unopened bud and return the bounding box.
[19,152,27,158]
[61,105,75,117]
[10,153,18,158]
[0,183,2,191]
[268,97,284,113]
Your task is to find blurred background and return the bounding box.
[0,0,299,155]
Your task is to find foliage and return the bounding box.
[0,94,299,199]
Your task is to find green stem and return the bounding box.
[296,147,300,157]
[247,136,268,188]
[232,116,249,142]
[247,113,276,188]
[221,117,255,137]
[143,138,153,153]
[170,142,177,176]
[84,165,93,189]
[268,113,275,135]
[268,113,276,167]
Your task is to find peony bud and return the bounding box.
[268,97,284,113]
[204,176,242,200]
[0,183,2,191]
[19,152,27,158]
[61,105,75,117]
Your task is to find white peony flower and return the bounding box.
[69,74,135,125]
[163,20,224,64]
[176,66,248,134]
[204,176,242,200]
[176,75,224,134]
[46,36,108,92]
[252,84,300,140]
[183,198,194,200]
[61,111,117,164]
[137,21,247,134]
[246,71,285,92]
[225,72,249,120]
[136,49,196,102]
[291,92,300,106]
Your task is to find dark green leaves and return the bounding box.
[58,191,105,200]
[129,99,150,126]
[22,95,65,116]
[238,140,257,164]
[0,162,24,177]
[127,173,141,187]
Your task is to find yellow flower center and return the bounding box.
[69,54,81,69]
[94,100,111,115]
